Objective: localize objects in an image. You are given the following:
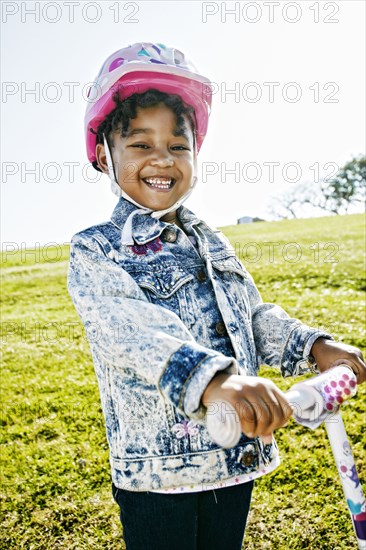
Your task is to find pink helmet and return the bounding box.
[85,42,212,166]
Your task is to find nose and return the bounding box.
[150,147,174,168]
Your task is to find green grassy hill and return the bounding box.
[1,214,365,549]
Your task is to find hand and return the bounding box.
[311,338,366,384]
[202,374,292,441]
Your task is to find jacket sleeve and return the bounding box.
[241,265,333,378]
[67,231,238,422]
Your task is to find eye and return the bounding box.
[171,145,190,151]
[129,143,150,149]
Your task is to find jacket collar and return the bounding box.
[110,197,201,246]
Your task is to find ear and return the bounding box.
[95,143,110,174]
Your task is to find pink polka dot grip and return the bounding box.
[319,367,357,412]
[285,365,358,430]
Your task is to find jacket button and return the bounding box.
[241,451,255,467]
[163,227,177,243]
[215,322,227,336]
[196,269,207,282]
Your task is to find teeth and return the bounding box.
[144,177,173,188]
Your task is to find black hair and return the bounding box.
[91,88,196,172]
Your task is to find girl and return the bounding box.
[68,42,365,550]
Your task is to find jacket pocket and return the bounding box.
[133,266,196,328]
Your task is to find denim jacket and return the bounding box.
[67,198,330,491]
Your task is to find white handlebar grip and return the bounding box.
[205,400,241,448]
[286,385,325,421]
[206,385,326,447]
[206,385,324,448]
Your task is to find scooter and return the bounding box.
[205,365,366,549]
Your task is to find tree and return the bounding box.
[268,182,322,220]
[269,155,366,219]
[268,188,301,219]
[322,155,365,214]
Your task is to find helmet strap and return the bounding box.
[103,134,123,198]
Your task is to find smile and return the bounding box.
[142,177,176,190]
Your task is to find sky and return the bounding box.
[1,0,365,247]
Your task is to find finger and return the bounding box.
[260,392,292,435]
[331,358,366,384]
[254,395,276,436]
[238,398,259,438]
[274,389,295,422]
[240,394,280,438]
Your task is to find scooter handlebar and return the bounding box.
[205,365,357,448]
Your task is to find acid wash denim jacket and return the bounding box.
[67,198,330,492]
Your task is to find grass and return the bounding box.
[1,213,365,549]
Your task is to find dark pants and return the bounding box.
[112,480,254,550]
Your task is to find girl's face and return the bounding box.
[97,103,197,212]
